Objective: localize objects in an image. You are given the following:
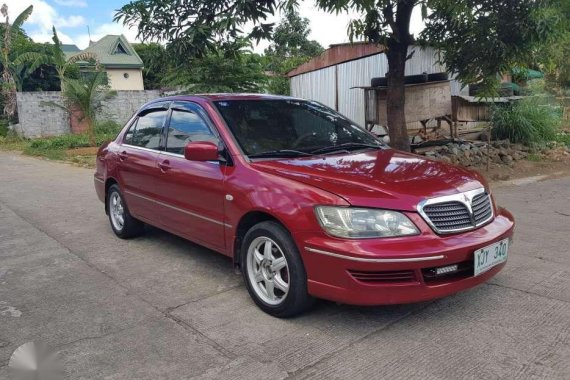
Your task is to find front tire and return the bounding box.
[241,221,314,317]
[107,184,144,239]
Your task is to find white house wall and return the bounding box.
[291,46,464,127]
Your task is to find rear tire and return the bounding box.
[241,221,314,318]
[107,184,144,239]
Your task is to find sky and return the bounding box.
[3,0,425,52]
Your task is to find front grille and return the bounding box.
[423,202,473,231]
[348,269,417,284]
[472,192,493,224]
[420,190,494,234]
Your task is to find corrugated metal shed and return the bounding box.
[289,44,466,127]
[290,66,337,109]
[288,42,384,77]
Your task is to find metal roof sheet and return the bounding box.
[81,35,143,68]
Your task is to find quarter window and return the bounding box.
[166,109,218,155]
[127,110,167,150]
[124,119,136,145]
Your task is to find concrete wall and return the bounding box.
[16,90,161,138]
[106,68,145,91]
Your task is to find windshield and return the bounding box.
[214,99,383,157]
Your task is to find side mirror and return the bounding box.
[184,141,219,161]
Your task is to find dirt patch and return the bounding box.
[65,147,99,157]
[64,148,98,168]
[476,158,570,184]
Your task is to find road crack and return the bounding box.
[487,282,570,304]
[0,200,235,360]
[285,300,437,379]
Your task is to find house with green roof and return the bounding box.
[61,44,81,59]
[79,35,145,90]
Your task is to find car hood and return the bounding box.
[251,149,487,211]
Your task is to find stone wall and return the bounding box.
[15,90,162,138]
[15,92,68,137]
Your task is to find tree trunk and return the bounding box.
[384,0,415,152]
[386,41,410,151]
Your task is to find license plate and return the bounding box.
[474,238,509,276]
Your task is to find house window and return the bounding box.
[123,73,129,79]
[114,43,128,55]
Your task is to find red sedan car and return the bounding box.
[94,94,514,317]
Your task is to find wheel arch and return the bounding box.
[233,210,289,270]
[104,177,119,214]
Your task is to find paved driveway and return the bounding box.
[0,151,569,379]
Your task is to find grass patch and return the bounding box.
[0,120,121,167]
[555,132,570,146]
[0,132,27,151]
[527,153,542,162]
[491,97,562,146]
[0,119,9,137]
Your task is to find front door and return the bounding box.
[118,106,168,224]
[155,102,227,251]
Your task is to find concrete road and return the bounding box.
[0,151,569,380]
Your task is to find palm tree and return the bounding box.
[50,71,116,146]
[0,4,33,118]
[16,26,97,87]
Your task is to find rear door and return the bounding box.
[154,101,227,251]
[117,105,168,224]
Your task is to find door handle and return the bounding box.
[158,160,171,172]
[118,151,128,161]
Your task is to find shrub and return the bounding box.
[27,134,91,150]
[95,120,122,135]
[555,132,570,146]
[0,118,9,137]
[491,97,562,146]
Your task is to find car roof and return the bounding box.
[146,93,303,105]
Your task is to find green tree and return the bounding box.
[116,0,559,151]
[133,42,169,90]
[16,27,96,88]
[19,41,60,92]
[0,4,33,118]
[115,0,276,58]
[265,9,323,95]
[166,39,267,93]
[0,19,60,91]
[265,8,323,59]
[527,0,570,88]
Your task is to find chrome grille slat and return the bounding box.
[429,215,472,222]
[427,209,471,215]
[418,189,494,234]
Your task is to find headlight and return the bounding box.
[315,206,419,238]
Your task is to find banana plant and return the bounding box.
[15,26,97,87]
[0,4,33,118]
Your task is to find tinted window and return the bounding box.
[124,119,136,145]
[166,110,218,154]
[129,110,166,149]
[214,100,381,156]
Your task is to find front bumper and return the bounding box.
[297,207,515,305]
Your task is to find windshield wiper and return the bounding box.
[248,149,313,158]
[310,142,383,155]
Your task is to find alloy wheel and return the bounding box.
[246,236,290,305]
[109,192,125,231]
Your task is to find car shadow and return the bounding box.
[140,224,443,319]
